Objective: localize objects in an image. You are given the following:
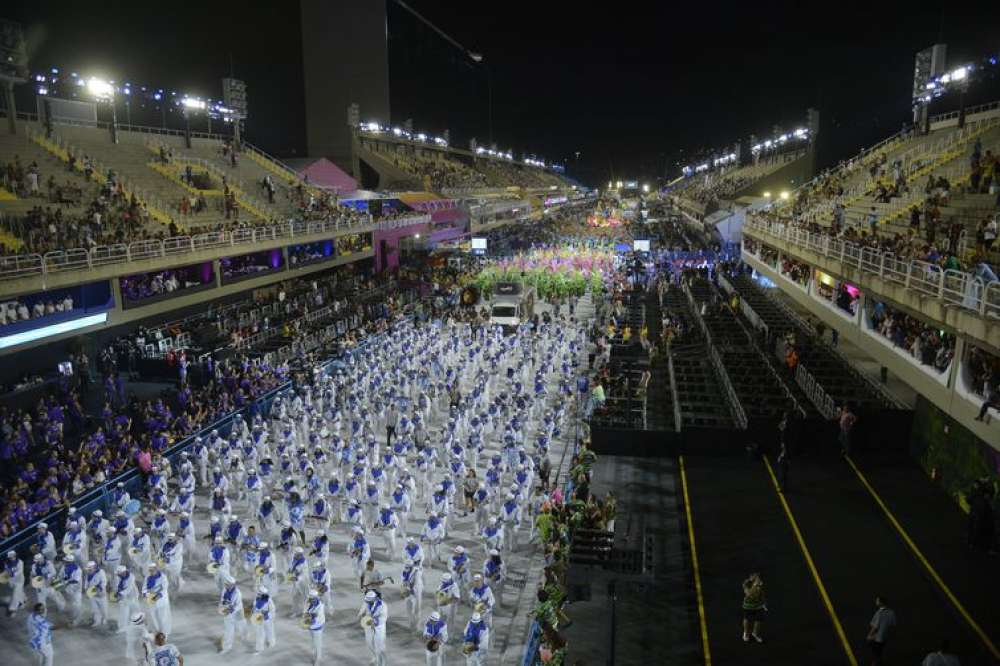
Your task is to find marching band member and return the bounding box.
[402,535,425,568]
[302,589,326,666]
[421,512,445,566]
[240,525,261,577]
[462,611,490,665]
[111,483,131,512]
[112,510,134,543]
[251,585,277,654]
[207,536,231,594]
[390,483,412,538]
[61,520,87,566]
[125,611,153,665]
[448,545,471,600]
[481,515,504,555]
[357,589,388,666]
[423,610,449,666]
[127,527,151,579]
[435,572,461,635]
[348,526,371,583]
[244,469,263,516]
[310,492,332,530]
[309,558,333,607]
[285,547,310,611]
[500,492,522,551]
[176,513,197,565]
[61,554,84,625]
[256,496,279,542]
[84,560,109,626]
[87,510,109,562]
[113,565,140,634]
[210,488,232,516]
[469,573,496,628]
[343,497,365,535]
[254,542,276,597]
[4,550,26,615]
[169,489,195,515]
[401,560,423,632]
[374,504,399,558]
[141,562,171,636]
[310,529,331,567]
[218,575,246,655]
[483,548,506,604]
[159,533,184,593]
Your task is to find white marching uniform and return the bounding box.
[358,596,389,666]
[62,562,84,625]
[3,555,26,613]
[113,571,140,633]
[423,617,449,666]
[435,577,461,636]
[251,592,277,653]
[303,596,326,666]
[141,570,171,635]
[462,618,491,665]
[401,565,423,630]
[218,584,246,654]
[85,568,109,626]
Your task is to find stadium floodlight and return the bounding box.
[642,184,650,193]
[763,191,771,198]
[950,66,967,81]
[616,181,623,188]
[87,77,114,100]
[779,191,790,200]
[414,233,421,239]
[181,97,206,110]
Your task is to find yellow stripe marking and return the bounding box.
[679,456,711,666]
[845,455,1000,660]
[763,455,858,666]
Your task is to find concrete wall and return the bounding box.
[734,147,816,199]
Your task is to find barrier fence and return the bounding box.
[743,217,1000,320]
[773,337,838,418]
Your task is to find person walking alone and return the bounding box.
[866,595,896,666]
[741,573,766,643]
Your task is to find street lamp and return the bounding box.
[87,77,117,143]
[181,96,206,149]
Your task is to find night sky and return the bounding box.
[6,1,1000,185]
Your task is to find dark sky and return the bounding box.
[7,1,1000,185]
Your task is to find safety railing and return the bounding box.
[743,217,1000,319]
[0,214,393,282]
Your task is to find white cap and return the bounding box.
[441,573,452,581]
[63,555,74,563]
[364,590,377,601]
[259,542,269,549]
[473,573,482,580]
[213,536,223,543]
[308,589,319,598]
[258,586,268,595]
[93,510,103,517]
[86,560,97,569]
[116,565,127,574]
[294,547,304,554]
[225,575,236,585]
[146,562,157,570]
[489,549,500,557]
[472,612,482,622]
[454,545,465,554]
[33,554,43,562]
[38,522,48,530]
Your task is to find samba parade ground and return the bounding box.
[3,3,1000,666]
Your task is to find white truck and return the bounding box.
[489,282,536,332]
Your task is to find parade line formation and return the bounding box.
[0,257,615,665]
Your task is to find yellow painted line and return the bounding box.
[678,456,711,666]
[762,455,858,666]
[845,456,1000,660]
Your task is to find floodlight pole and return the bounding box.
[108,96,118,144]
[2,80,16,135]
[184,108,192,149]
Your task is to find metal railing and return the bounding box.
[743,217,1000,320]
[0,213,427,282]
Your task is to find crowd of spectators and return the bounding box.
[120,266,211,303]
[1,292,75,327]
[779,257,811,286]
[868,300,954,373]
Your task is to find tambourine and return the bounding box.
[207,562,220,574]
[157,558,167,568]
[252,612,264,625]
[86,586,100,598]
[426,638,440,652]
[401,587,411,599]
[285,572,298,583]
[300,613,314,629]
[254,565,267,577]
[360,615,374,629]
[62,544,77,556]
[110,591,120,603]
[0,571,10,585]
[128,547,141,558]
[474,601,486,613]
[436,591,451,605]
[218,605,230,616]
[462,641,477,655]
[31,575,45,589]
